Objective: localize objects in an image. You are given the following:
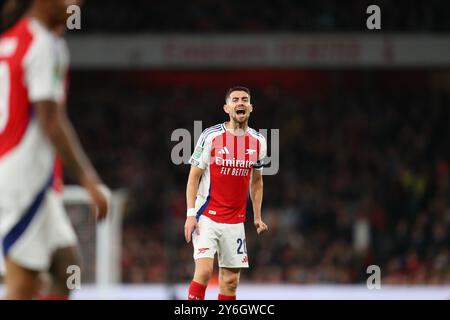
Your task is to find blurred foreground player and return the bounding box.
[0,0,109,299]
[184,86,268,300]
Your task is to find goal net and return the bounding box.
[63,186,127,293]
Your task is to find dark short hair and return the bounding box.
[1,0,31,31]
[225,86,251,102]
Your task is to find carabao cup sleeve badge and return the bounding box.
[192,146,204,160]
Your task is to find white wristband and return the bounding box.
[187,208,196,217]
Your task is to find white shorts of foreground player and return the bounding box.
[1,284,448,300]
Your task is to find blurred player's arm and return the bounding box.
[250,169,268,234]
[35,100,108,220]
[184,165,204,243]
[26,32,108,221]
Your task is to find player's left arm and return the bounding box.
[250,169,268,235]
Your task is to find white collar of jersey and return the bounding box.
[223,122,249,136]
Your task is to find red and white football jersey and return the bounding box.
[189,123,267,224]
[0,17,69,200]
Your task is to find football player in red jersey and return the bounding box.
[0,0,109,299]
[185,86,268,300]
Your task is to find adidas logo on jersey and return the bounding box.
[217,147,230,155]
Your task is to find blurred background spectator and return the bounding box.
[76,0,450,33]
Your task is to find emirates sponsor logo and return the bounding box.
[215,157,254,168]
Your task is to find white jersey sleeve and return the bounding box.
[189,129,213,170]
[24,22,68,104]
[189,124,225,170]
[253,134,267,171]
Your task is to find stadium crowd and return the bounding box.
[75,0,450,33]
[69,70,450,285]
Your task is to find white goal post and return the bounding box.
[63,185,127,289]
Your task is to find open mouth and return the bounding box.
[236,109,246,115]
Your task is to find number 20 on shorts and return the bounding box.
[237,238,247,254]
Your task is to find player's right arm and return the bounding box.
[35,101,108,220]
[184,165,204,243]
[184,128,212,243]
